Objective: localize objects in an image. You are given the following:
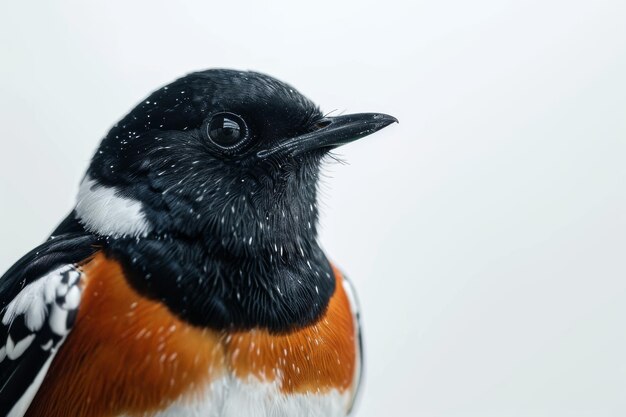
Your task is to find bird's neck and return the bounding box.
[104,230,336,332]
[63,172,335,331]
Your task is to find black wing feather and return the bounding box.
[0,233,97,310]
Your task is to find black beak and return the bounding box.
[257,113,398,158]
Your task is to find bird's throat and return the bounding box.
[105,233,336,333]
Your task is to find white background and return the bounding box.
[1,1,626,416]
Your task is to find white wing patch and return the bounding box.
[0,264,83,417]
[1,265,81,343]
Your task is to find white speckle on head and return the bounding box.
[75,175,153,238]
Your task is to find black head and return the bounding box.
[86,69,397,256]
[74,69,397,331]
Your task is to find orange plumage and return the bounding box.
[27,253,357,417]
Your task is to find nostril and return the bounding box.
[310,119,332,132]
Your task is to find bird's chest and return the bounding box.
[27,254,358,417]
[128,326,356,417]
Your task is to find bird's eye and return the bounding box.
[205,112,249,150]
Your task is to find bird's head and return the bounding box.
[77,69,397,256]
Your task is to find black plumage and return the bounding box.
[49,70,396,332]
[0,69,396,415]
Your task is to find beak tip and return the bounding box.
[376,113,398,122]
[375,113,399,128]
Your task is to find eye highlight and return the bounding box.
[205,112,249,150]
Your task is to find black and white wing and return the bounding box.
[0,233,97,417]
[0,265,82,416]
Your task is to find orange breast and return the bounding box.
[224,264,357,394]
[26,253,226,417]
[26,253,357,417]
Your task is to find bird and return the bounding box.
[0,69,397,417]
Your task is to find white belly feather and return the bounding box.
[121,376,351,417]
